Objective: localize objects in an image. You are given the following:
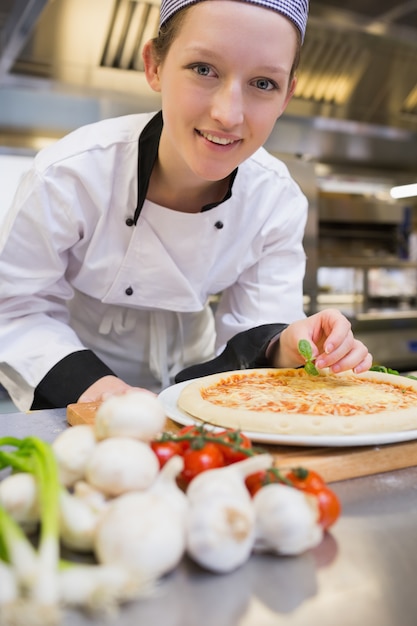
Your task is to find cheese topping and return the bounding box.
[200,370,417,417]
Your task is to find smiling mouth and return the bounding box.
[197,130,239,146]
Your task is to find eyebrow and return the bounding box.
[184,46,290,75]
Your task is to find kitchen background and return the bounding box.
[1,0,417,410]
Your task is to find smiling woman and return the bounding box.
[0,0,372,413]
[143,1,299,205]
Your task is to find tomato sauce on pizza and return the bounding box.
[177,369,417,436]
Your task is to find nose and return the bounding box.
[210,80,244,128]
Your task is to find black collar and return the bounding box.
[134,111,163,225]
[134,111,237,224]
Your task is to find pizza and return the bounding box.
[177,368,417,435]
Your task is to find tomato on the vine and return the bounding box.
[315,487,341,530]
[285,468,326,493]
[150,440,183,468]
[181,442,225,485]
[245,470,268,496]
[245,468,282,496]
[286,467,341,530]
[214,429,253,464]
[175,425,204,452]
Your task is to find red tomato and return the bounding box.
[285,468,326,494]
[150,440,183,468]
[245,470,268,497]
[316,487,341,530]
[181,442,225,485]
[286,467,341,530]
[245,469,282,496]
[175,425,203,452]
[214,430,253,464]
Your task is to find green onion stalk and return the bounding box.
[0,436,61,622]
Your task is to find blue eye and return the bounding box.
[192,64,212,76]
[254,78,277,91]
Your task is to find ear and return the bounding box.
[142,40,162,92]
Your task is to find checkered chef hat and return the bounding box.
[159,0,309,43]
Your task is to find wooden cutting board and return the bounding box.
[66,402,417,484]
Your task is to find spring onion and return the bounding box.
[0,436,61,622]
[0,434,153,622]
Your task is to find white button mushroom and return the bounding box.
[253,483,323,556]
[85,437,159,497]
[52,425,97,488]
[94,391,166,442]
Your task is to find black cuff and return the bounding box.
[175,323,288,383]
[31,350,115,410]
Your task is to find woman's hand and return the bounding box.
[274,309,372,374]
[77,375,156,404]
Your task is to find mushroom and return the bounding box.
[52,425,97,488]
[94,391,166,442]
[85,437,159,497]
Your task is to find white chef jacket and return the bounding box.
[0,112,307,411]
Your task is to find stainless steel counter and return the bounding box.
[2,410,417,626]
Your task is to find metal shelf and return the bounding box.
[319,257,417,269]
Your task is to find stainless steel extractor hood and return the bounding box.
[0,0,417,170]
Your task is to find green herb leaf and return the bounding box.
[298,339,319,376]
[370,364,417,381]
[298,339,313,361]
[304,361,319,376]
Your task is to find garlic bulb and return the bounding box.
[187,453,273,503]
[94,391,166,442]
[185,454,273,573]
[59,489,102,553]
[52,424,97,487]
[148,455,189,519]
[85,437,159,497]
[253,483,323,555]
[186,494,255,574]
[95,456,187,579]
[73,481,109,515]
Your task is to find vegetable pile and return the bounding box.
[0,390,341,625]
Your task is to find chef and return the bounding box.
[0,0,372,411]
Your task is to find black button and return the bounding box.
[125,217,134,227]
[125,287,134,296]
[214,221,224,229]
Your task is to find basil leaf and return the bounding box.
[304,361,319,376]
[370,364,417,380]
[298,339,319,376]
[298,339,313,361]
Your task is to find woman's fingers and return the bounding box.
[316,338,372,374]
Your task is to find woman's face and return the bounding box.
[144,0,298,185]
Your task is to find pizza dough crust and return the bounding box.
[177,368,417,436]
